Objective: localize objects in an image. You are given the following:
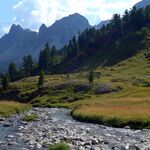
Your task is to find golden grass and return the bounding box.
[72,97,150,128]
[0,101,30,117]
[74,104,150,119]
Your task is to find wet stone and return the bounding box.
[3,123,11,127]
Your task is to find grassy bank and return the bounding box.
[72,97,150,129]
[0,101,30,117]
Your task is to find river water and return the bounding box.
[0,108,150,150]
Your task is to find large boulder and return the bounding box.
[95,84,121,94]
[74,84,91,92]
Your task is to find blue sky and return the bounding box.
[0,1,18,23]
[0,0,141,37]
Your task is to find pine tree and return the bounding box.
[130,6,138,29]
[2,75,9,90]
[39,43,50,71]
[145,6,150,24]
[72,36,79,57]
[112,14,122,38]
[50,46,56,66]
[38,70,45,88]
[122,10,130,33]
[88,70,94,85]
[67,40,73,58]
[100,25,106,35]
[78,32,88,51]
[8,62,17,81]
[23,55,34,77]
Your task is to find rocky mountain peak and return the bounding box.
[9,24,23,33]
[39,24,47,33]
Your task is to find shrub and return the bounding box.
[88,70,94,85]
[38,70,45,88]
[23,113,38,122]
[2,75,9,90]
[49,142,70,150]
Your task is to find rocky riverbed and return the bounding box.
[0,108,150,150]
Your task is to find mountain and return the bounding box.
[0,13,90,71]
[95,20,110,29]
[39,13,90,48]
[135,0,150,8]
[0,25,38,62]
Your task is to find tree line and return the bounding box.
[1,43,59,82]
[61,5,150,58]
[0,69,94,91]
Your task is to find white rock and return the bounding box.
[6,135,14,138]
[35,143,42,149]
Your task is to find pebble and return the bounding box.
[35,143,42,149]
[5,135,14,138]
[8,141,18,145]
[128,146,140,150]
[3,123,11,127]
[0,118,5,121]
[124,126,131,129]
[0,141,6,145]
[91,146,101,150]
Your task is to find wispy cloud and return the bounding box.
[0,24,11,37]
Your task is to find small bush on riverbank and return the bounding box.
[23,113,38,122]
[49,142,70,150]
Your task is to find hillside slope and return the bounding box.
[54,30,150,73]
[52,6,150,73]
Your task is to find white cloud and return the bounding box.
[0,0,141,37]
[0,24,11,37]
